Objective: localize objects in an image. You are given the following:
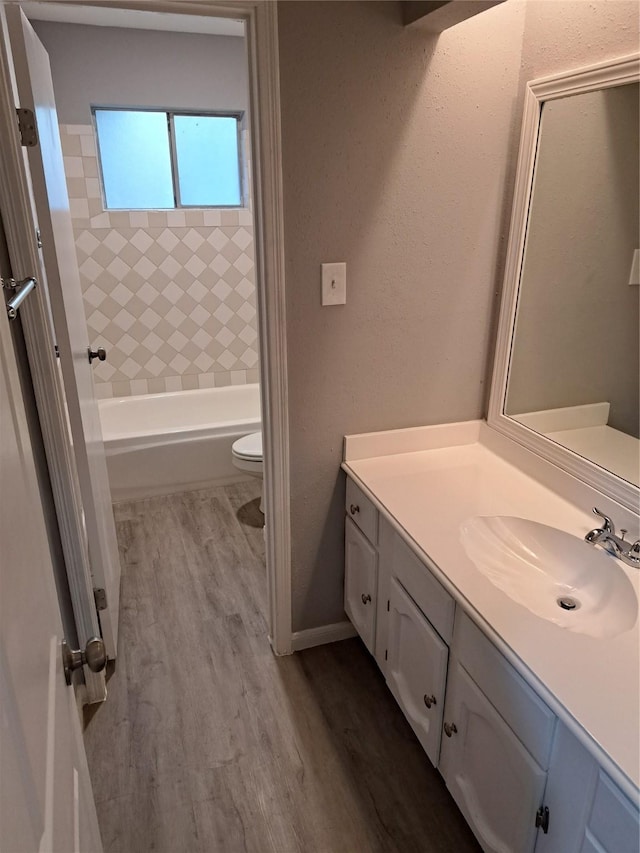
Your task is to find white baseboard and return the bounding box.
[291,620,357,652]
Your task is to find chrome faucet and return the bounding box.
[585,508,640,568]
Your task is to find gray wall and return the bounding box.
[278,0,640,633]
[279,0,526,631]
[32,21,247,124]
[507,85,639,436]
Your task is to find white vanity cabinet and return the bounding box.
[344,479,378,654]
[440,659,547,853]
[380,526,455,766]
[440,612,556,853]
[535,722,640,853]
[386,576,448,766]
[342,472,640,853]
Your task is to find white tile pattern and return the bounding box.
[60,124,259,397]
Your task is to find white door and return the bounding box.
[386,577,448,767]
[439,660,547,853]
[0,293,102,852]
[5,5,121,656]
[344,517,377,653]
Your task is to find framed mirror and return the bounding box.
[488,53,639,512]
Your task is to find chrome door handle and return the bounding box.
[62,637,107,685]
[88,346,107,364]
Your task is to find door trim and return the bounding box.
[4,0,293,656]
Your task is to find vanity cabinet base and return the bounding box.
[439,659,547,853]
[386,576,448,767]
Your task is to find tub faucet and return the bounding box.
[585,508,640,568]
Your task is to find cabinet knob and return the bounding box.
[350,504,360,515]
[443,722,457,738]
[423,694,437,709]
[361,593,372,605]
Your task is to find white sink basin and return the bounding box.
[460,516,638,639]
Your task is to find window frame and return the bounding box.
[92,105,246,211]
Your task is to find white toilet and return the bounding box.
[231,431,264,513]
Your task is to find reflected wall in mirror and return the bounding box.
[506,81,639,486]
[489,54,640,510]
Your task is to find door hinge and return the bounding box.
[16,108,38,147]
[93,587,108,611]
[36,228,42,248]
[535,805,549,834]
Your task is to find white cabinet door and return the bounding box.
[440,660,546,853]
[386,577,448,766]
[344,518,377,653]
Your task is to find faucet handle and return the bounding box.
[592,507,615,534]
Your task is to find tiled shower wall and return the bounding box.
[60,123,259,398]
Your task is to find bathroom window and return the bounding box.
[93,108,243,210]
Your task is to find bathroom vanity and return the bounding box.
[342,421,639,853]
[342,51,639,853]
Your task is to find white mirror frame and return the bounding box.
[488,52,640,513]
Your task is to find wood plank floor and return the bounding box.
[85,481,480,853]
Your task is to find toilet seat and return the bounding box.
[232,431,262,462]
[231,432,264,515]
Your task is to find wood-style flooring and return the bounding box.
[85,481,480,853]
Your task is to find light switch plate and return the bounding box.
[321,262,346,305]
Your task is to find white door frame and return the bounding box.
[10,0,293,655]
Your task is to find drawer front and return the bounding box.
[392,534,455,644]
[345,477,378,545]
[344,518,377,653]
[453,611,556,768]
[585,771,640,853]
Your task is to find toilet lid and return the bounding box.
[232,431,262,461]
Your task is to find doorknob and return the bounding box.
[87,346,107,364]
[62,637,107,685]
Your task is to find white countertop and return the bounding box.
[343,421,640,799]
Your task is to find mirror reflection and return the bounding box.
[505,82,639,487]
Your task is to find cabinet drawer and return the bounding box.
[392,534,455,644]
[585,771,639,853]
[453,611,556,769]
[346,477,378,544]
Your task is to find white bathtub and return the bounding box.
[99,384,261,501]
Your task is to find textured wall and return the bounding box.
[36,23,258,397]
[279,0,526,631]
[507,85,639,437]
[279,0,640,633]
